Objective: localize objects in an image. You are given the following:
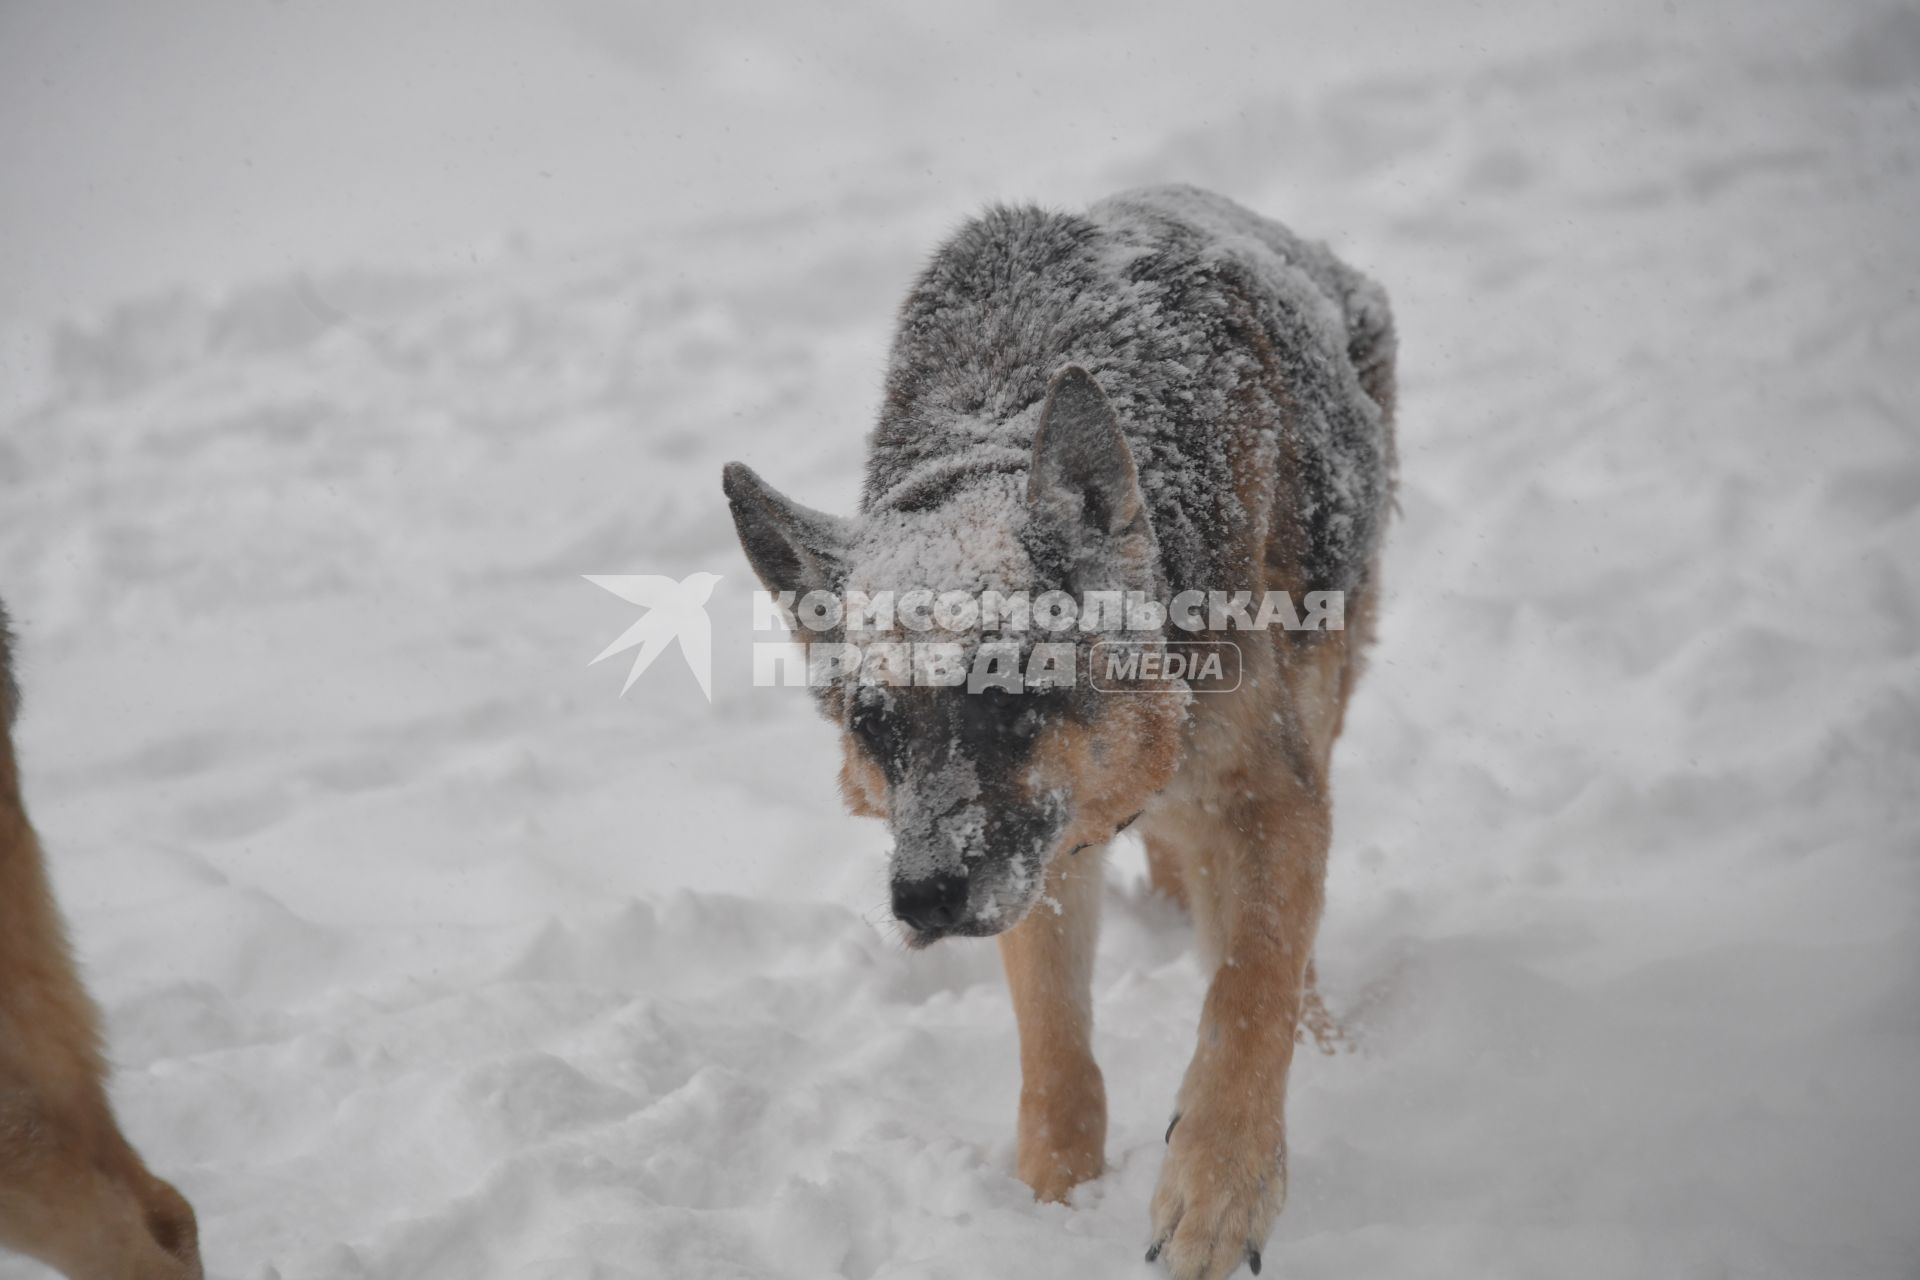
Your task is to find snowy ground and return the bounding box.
[3,2,1919,1277]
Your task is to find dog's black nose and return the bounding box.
[892,873,970,933]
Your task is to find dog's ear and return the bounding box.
[722,462,851,599]
[1027,365,1150,543]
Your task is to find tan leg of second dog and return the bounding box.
[1,751,202,1280]
[998,846,1108,1203]
[0,1108,200,1280]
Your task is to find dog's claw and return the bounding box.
[1145,1239,1163,1264]
[1165,1112,1181,1143]
[1248,1246,1262,1274]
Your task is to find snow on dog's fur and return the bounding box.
[724,185,1396,1280]
[0,601,202,1280]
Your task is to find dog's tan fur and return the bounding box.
[0,621,202,1280]
[1135,622,1356,1268]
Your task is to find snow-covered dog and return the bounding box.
[724,185,1395,1280]
[0,602,202,1280]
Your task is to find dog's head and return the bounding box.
[723,367,1187,943]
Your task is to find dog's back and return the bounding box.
[0,601,201,1279]
[870,184,1395,602]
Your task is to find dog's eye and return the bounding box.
[850,703,890,757]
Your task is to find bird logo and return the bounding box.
[585,572,722,700]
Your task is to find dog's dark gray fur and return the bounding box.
[868,184,1395,600]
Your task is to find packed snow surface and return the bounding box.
[2,1,1917,1277]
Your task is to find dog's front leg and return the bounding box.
[1145,783,1328,1280]
[997,846,1107,1203]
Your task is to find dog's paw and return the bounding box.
[1022,1145,1102,1205]
[1015,1066,1107,1203]
[1145,1103,1284,1280]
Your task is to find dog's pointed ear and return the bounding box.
[722,462,851,598]
[1027,366,1148,541]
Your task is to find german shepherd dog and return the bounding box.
[724,186,1395,1279]
[0,602,202,1279]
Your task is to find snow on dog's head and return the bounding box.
[723,366,1187,943]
